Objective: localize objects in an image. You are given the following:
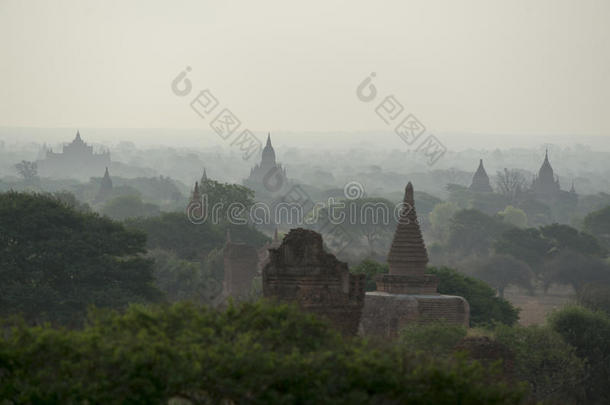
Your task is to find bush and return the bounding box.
[494,323,585,403]
[0,301,525,404]
[430,267,519,326]
[350,259,388,291]
[400,321,467,356]
[549,306,610,404]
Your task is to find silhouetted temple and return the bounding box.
[360,182,469,337]
[262,228,366,335]
[37,131,111,179]
[94,167,113,202]
[469,159,493,193]
[244,134,287,193]
[530,150,561,198]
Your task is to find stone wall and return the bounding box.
[359,292,469,337]
[223,241,259,300]
[263,228,365,335]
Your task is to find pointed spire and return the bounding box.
[75,130,82,141]
[469,159,493,192]
[387,182,428,276]
[103,167,110,177]
[266,133,271,147]
[201,168,207,181]
[273,227,279,243]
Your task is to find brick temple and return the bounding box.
[359,182,470,337]
[262,228,365,335]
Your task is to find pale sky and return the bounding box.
[1,0,609,138]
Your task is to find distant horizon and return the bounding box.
[2,126,609,152]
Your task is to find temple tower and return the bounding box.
[531,150,561,197]
[469,159,494,193]
[95,167,113,202]
[359,182,470,337]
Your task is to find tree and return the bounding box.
[428,201,459,244]
[494,228,552,270]
[446,209,510,256]
[474,254,534,298]
[0,192,161,326]
[350,258,389,291]
[324,198,396,255]
[101,194,161,221]
[430,266,519,326]
[495,168,526,202]
[148,249,223,305]
[549,306,610,404]
[0,301,525,404]
[498,205,528,228]
[14,160,38,182]
[126,212,269,261]
[540,223,607,258]
[494,323,585,403]
[543,251,610,292]
[400,321,467,356]
[583,205,610,252]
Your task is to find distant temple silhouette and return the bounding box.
[95,167,113,202]
[469,159,493,193]
[38,131,110,179]
[244,134,287,193]
[530,150,561,199]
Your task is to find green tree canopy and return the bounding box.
[473,254,534,298]
[430,266,519,326]
[0,300,525,404]
[583,205,610,252]
[101,194,161,221]
[0,192,161,326]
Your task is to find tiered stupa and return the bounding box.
[375,182,438,294]
[359,182,470,337]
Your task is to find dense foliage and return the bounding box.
[430,267,520,326]
[0,192,161,326]
[126,212,269,261]
[549,306,610,404]
[0,301,524,404]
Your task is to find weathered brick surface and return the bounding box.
[263,228,365,335]
[223,241,259,300]
[359,292,469,337]
[359,182,471,338]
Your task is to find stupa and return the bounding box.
[359,182,470,337]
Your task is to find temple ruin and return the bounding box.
[469,159,493,193]
[359,182,470,337]
[262,228,365,335]
[223,231,260,300]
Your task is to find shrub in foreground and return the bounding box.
[0,301,524,404]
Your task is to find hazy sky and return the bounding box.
[1,0,609,138]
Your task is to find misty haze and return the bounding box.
[1,1,609,404]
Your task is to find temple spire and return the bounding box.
[266,133,271,147]
[387,182,428,276]
[469,159,493,192]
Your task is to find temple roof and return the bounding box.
[387,182,429,275]
[469,159,493,192]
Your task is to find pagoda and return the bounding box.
[469,159,494,193]
[359,182,470,337]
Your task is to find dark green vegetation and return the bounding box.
[351,260,519,327]
[0,192,161,326]
[0,301,524,404]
